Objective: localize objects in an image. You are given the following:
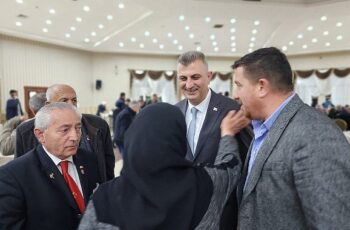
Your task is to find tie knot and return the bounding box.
[60,160,69,173]
[191,107,198,116]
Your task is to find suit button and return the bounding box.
[77,214,82,219]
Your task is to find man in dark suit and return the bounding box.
[5,89,23,120]
[15,84,115,182]
[233,47,350,229]
[175,51,252,229]
[0,102,100,230]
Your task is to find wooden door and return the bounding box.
[24,86,47,118]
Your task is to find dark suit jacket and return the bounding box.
[0,145,100,230]
[6,98,23,120]
[113,107,137,145]
[175,90,253,230]
[15,114,115,181]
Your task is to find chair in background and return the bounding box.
[335,118,348,131]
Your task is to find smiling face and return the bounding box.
[177,59,212,106]
[35,108,81,159]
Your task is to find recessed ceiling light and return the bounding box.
[173,39,178,45]
[70,26,76,31]
[254,20,260,26]
[144,31,150,36]
[118,42,124,47]
[91,31,96,36]
[249,43,255,48]
[131,37,136,42]
[312,38,318,43]
[336,22,343,27]
[302,44,307,49]
[159,44,164,49]
[118,3,125,9]
[231,47,236,52]
[214,47,219,52]
[252,29,257,34]
[98,24,104,29]
[167,32,173,38]
[178,45,183,50]
[49,9,56,14]
[323,31,329,36]
[210,34,215,40]
[76,17,82,22]
[84,38,90,43]
[65,33,71,38]
[289,41,294,46]
[46,20,52,25]
[185,26,190,31]
[15,21,22,27]
[152,38,158,43]
[248,48,253,52]
[83,6,90,12]
[325,42,331,46]
[282,46,287,51]
[230,28,236,33]
[321,16,327,21]
[212,41,217,46]
[231,42,236,47]
[179,15,185,21]
[139,43,144,48]
[250,37,256,42]
[205,17,211,22]
[230,18,236,24]
[297,34,303,39]
[102,36,110,42]
[307,26,313,31]
[107,15,113,20]
[196,46,201,51]
[189,33,194,39]
[42,28,48,33]
[337,35,343,40]
[16,0,23,4]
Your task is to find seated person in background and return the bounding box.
[79,103,247,230]
[0,92,46,156]
[0,102,100,230]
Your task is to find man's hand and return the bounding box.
[221,110,251,137]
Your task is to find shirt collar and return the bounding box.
[188,88,211,113]
[42,145,74,166]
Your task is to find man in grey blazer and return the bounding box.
[176,51,252,229]
[233,47,350,229]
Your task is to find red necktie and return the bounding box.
[60,160,85,213]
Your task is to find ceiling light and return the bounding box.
[214,47,219,52]
[98,24,104,29]
[323,31,329,36]
[65,33,71,38]
[144,31,150,36]
[297,34,303,39]
[230,18,236,24]
[325,42,331,47]
[179,15,185,21]
[167,33,173,38]
[249,43,255,48]
[185,26,190,31]
[42,28,48,33]
[205,17,211,22]
[139,43,144,48]
[252,29,257,34]
[49,9,56,14]
[231,36,236,41]
[210,34,215,40]
[70,26,76,31]
[15,21,22,27]
[302,44,307,49]
[231,48,236,52]
[102,36,110,42]
[178,45,183,51]
[337,35,343,40]
[289,41,294,46]
[188,33,194,39]
[118,3,125,9]
[83,6,90,12]
[84,38,90,43]
[173,39,178,45]
[46,20,52,25]
[230,28,236,33]
[107,15,113,20]
[152,38,158,43]
[131,37,136,42]
[312,38,318,43]
[282,46,287,51]
[321,16,327,21]
[254,20,260,26]
[231,42,236,47]
[212,41,217,46]
[336,22,343,27]
[76,17,82,22]
[307,26,313,31]
[250,37,256,42]
[248,48,253,52]
[91,31,96,36]
[196,46,201,51]
[118,42,124,47]
[159,44,164,49]
[16,0,23,4]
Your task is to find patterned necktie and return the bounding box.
[60,161,85,213]
[187,107,198,155]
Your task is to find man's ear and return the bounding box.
[34,128,45,144]
[208,71,213,81]
[256,78,270,98]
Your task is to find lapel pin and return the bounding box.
[79,166,85,175]
[49,173,55,179]
[213,107,218,111]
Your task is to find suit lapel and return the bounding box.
[237,142,253,203]
[73,149,90,203]
[36,145,78,210]
[242,95,304,201]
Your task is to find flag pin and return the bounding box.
[80,166,85,175]
[213,107,218,111]
[49,173,55,179]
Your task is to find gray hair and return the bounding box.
[35,102,81,130]
[29,93,47,114]
[177,51,208,67]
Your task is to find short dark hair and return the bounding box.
[120,92,125,97]
[9,89,17,95]
[178,51,208,67]
[232,47,293,92]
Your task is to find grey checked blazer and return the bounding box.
[238,94,350,230]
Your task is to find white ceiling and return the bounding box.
[1,0,350,57]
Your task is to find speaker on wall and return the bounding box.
[96,80,102,90]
